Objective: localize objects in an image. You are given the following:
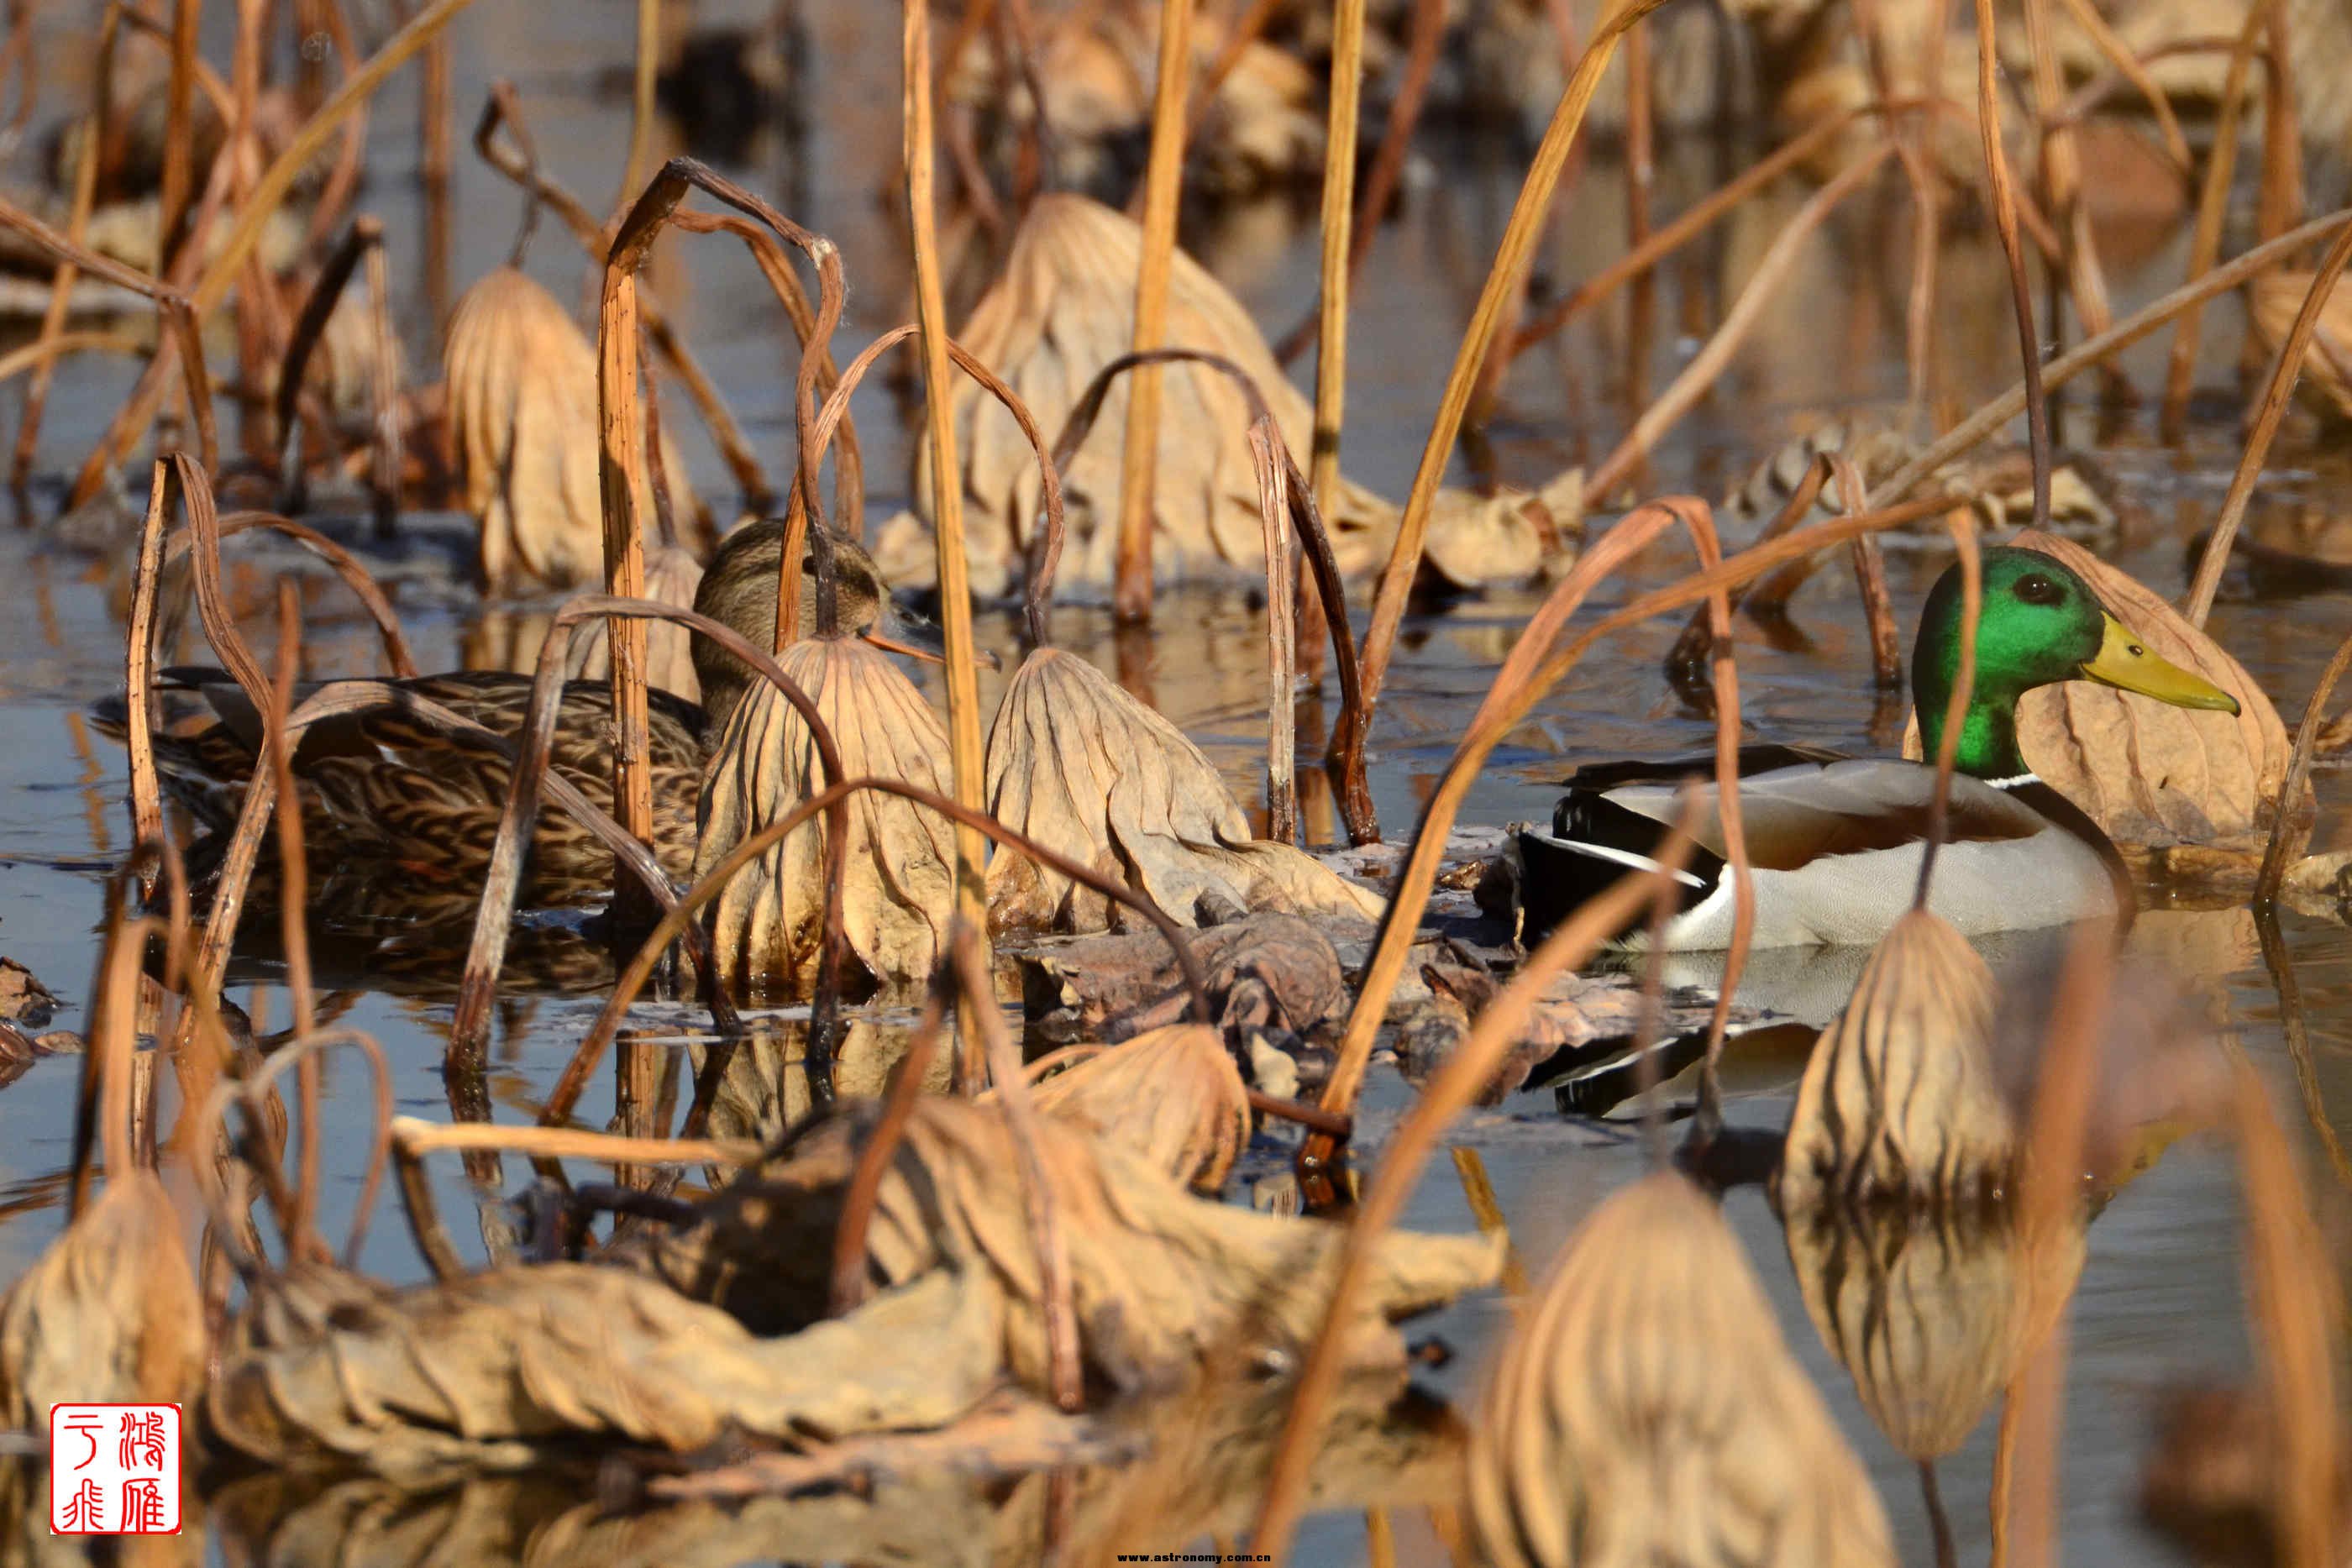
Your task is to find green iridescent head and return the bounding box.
[1912,548,2239,779]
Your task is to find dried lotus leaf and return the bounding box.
[1467,1172,1893,1568]
[2249,267,2352,423]
[696,638,959,994]
[1782,1204,2086,1462]
[1024,1024,1249,1193]
[444,267,696,595]
[637,1096,1499,1392]
[1777,908,2013,1209]
[889,195,1576,595]
[572,543,705,700]
[984,647,1383,931]
[2011,532,2302,852]
[0,1171,202,1424]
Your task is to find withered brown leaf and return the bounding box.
[1025,1025,1249,1193]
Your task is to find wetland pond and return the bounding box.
[3,0,2352,1563]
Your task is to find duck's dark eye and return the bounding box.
[2013,573,2063,606]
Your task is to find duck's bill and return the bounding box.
[859,621,1002,673]
[2081,615,2240,714]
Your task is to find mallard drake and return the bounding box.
[121,522,945,898]
[1515,548,2242,950]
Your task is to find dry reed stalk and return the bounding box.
[362,218,400,538]
[1302,490,1959,1154]
[1310,0,1368,520]
[1972,0,2054,533]
[123,463,170,867]
[391,1115,757,1167]
[444,595,842,1060]
[950,920,1084,1413]
[9,1,118,489]
[1252,818,1699,1559]
[2181,218,2352,627]
[1586,148,1889,502]
[160,0,198,269]
[905,4,995,1012]
[64,0,481,511]
[1621,16,1655,417]
[273,216,375,511]
[831,962,956,1312]
[1999,924,2114,1565]
[2255,627,2352,909]
[180,511,419,674]
[1047,345,1376,840]
[620,0,660,223]
[1251,417,1298,841]
[2157,0,2280,444]
[267,583,322,1254]
[0,198,217,479]
[1111,0,1195,624]
[474,85,780,513]
[1686,506,1754,1141]
[1274,0,1442,366]
[1877,208,2352,508]
[1349,0,1672,723]
[536,773,1215,1130]
[2232,1058,2346,1568]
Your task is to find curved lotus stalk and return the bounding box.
[1776,908,2012,1209]
[1467,1172,1893,1568]
[696,638,958,994]
[574,543,705,700]
[2249,266,2352,423]
[1024,1025,1248,1193]
[883,195,1579,595]
[1782,1202,2087,1462]
[984,647,1383,930]
[444,267,696,595]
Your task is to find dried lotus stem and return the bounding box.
[2256,627,2352,909]
[1586,147,1889,504]
[391,1117,757,1167]
[447,595,844,1062]
[1111,0,1194,624]
[2158,0,2280,443]
[1352,0,1672,719]
[950,920,1083,1413]
[123,464,170,868]
[65,0,481,511]
[1048,347,1375,841]
[267,585,322,1249]
[1254,818,1699,1560]
[2256,8,2302,244]
[538,774,1215,1129]
[1249,419,1298,841]
[274,218,377,512]
[2182,218,2352,628]
[1971,0,2053,534]
[182,511,418,674]
[1309,0,1367,517]
[1916,517,1982,905]
[362,219,400,538]
[9,0,117,489]
[1876,209,2352,508]
[160,0,197,267]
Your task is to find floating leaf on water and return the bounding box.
[1024,1025,1249,1193]
[696,637,958,994]
[2249,266,2352,424]
[637,1096,1499,1391]
[1775,908,2012,1209]
[0,1172,202,1425]
[444,267,697,595]
[879,195,1578,595]
[1466,1172,1894,1568]
[1782,1203,2086,1462]
[984,648,1382,931]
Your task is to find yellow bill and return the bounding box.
[2080,615,2240,714]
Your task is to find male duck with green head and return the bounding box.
[1516,548,2242,948]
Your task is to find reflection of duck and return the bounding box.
[1517,548,2241,949]
[112,525,942,897]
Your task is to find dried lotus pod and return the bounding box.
[0,1170,202,1424]
[1782,1203,2086,1462]
[1467,1172,1894,1568]
[884,195,1576,595]
[2249,267,2352,424]
[1776,908,2012,1209]
[696,637,958,994]
[1024,1025,1249,1193]
[444,267,696,595]
[573,543,705,700]
[983,647,1383,931]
